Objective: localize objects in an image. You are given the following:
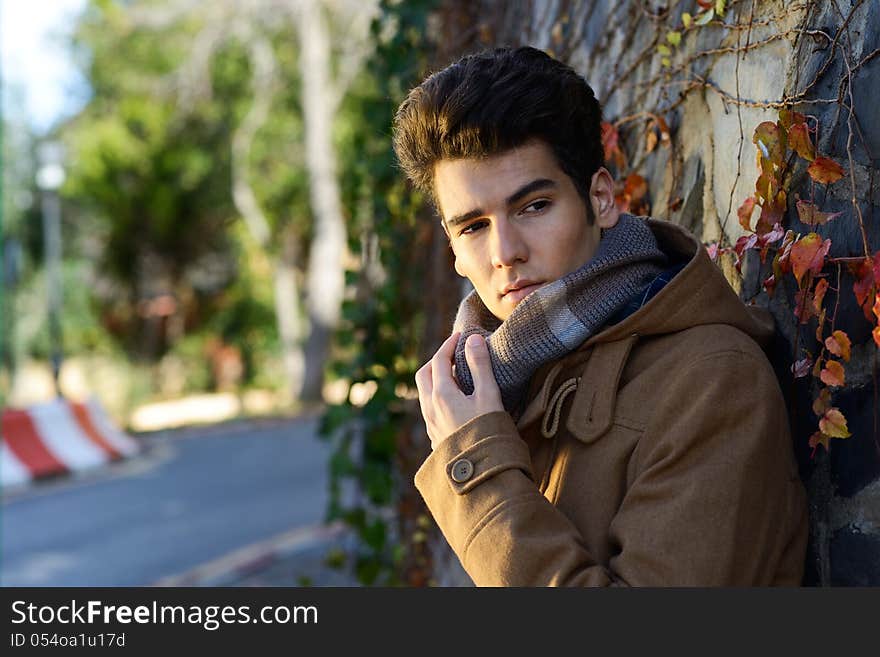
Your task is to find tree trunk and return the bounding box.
[273,226,305,402]
[297,0,347,402]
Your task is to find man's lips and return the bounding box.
[501,282,544,303]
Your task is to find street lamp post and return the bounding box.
[36,141,66,399]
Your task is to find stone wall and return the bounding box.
[424,0,880,586]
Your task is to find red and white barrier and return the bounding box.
[1,397,139,488]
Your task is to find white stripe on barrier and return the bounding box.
[27,399,108,471]
[85,398,140,456]
[1,441,33,487]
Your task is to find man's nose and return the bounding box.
[490,217,528,268]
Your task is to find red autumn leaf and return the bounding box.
[601,121,627,171]
[756,190,786,236]
[706,243,719,261]
[809,430,831,456]
[874,292,880,322]
[697,0,714,8]
[812,387,832,416]
[758,223,785,263]
[815,308,827,342]
[819,408,851,438]
[850,258,876,321]
[763,274,776,297]
[825,330,851,362]
[796,199,841,227]
[778,109,807,131]
[790,233,830,286]
[738,197,756,232]
[753,121,786,167]
[820,360,845,387]
[813,278,829,313]
[795,289,817,323]
[791,357,812,378]
[807,156,845,184]
[788,122,816,161]
[774,230,795,277]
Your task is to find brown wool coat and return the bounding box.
[415,218,808,586]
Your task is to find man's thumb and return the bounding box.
[464,334,494,393]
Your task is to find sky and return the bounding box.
[1,0,90,134]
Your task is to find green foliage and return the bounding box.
[319,0,435,586]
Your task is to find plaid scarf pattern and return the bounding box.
[452,213,668,413]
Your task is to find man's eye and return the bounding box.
[459,220,488,236]
[523,199,550,213]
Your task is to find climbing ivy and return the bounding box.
[319,0,435,586]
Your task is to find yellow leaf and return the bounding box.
[667,31,681,46]
[716,0,726,17]
[682,12,692,28]
[819,408,851,438]
[661,57,671,68]
[657,44,671,56]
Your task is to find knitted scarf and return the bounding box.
[452,213,668,413]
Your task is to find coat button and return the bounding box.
[450,458,475,483]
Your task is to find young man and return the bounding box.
[393,46,808,586]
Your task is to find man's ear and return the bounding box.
[589,167,621,230]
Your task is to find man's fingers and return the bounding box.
[431,331,461,393]
[464,333,500,400]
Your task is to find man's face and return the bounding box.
[434,139,615,321]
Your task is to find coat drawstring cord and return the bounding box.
[541,377,580,439]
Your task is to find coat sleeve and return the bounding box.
[413,350,807,586]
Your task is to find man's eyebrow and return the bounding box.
[446,208,485,228]
[445,178,558,228]
[505,178,557,207]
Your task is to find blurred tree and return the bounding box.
[107,0,380,402]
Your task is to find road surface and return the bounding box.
[1,416,341,586]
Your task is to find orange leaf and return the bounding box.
[796,199,841,227]
[788,123,816,161]
[779,109,807,131]
[819,360,845,387]
[624,173,648,201]
[737,197,756,232]
[815,308,827,342]
[825,330,851,362]
[789,233,831,286]
[812,388,832,416]
[813,278,829,312]
[646,128,658,153]
[873,292,880,322]
[819,408,851,438]
[873,325,880,348]
[807,156,845,184]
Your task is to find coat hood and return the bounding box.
[582,218,775,351]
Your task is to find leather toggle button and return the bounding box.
[450,458,475,483]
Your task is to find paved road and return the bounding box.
[1,416,338,586]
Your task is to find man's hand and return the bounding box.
[415,331,505,450]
